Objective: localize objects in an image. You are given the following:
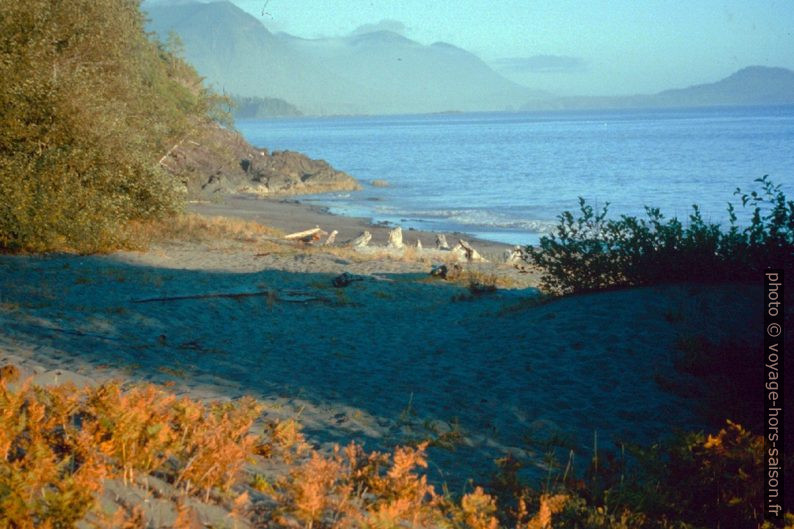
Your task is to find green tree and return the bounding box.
[0,0,227,252]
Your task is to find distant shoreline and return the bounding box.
[235,101,794,121]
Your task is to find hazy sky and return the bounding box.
[229,0,794,96]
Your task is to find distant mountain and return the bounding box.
[521,66,794,111]
[143,0,546,115]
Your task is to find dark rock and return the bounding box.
[332,272,365,287]
[161,123,360,199]
[430,263,462,280]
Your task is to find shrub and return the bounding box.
[0,382,104,528]
[1,376,786,528]
[526,176,793,294]
[0,0,229,253]
[490,420,772,529]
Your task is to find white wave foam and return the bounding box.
[368,205,557,233]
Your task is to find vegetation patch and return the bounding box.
[0,373,785,528]
[0,1,229,253]
[525,177,793,294]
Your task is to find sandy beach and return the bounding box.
[188,194,514,259]
[0,196,761,492]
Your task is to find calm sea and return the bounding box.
[237,106,794,245]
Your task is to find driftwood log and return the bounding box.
[435,234,450,250]
[323,230,338,246]
[505,245,528,263]
[349,230,372,247]
[332,272,365,287]
[387,226,404,249]
[284,227,327,242]
[451,239,488,263]
[133,290,330,304]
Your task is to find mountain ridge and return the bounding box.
[144,0,544,115]
[144,1,794,115]
[521,65,794,111]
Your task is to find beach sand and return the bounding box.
[188,194,513,259]
[0,196,761,492]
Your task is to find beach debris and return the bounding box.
[332,272,365,287]
[416,239,422,250]
[284,226,327,243]
[505,245,528,263]
[348,230,372,248]
[323,230,338,246]
[450,239,488,263]
[387,226,404,249]
[505,245,533,273]
[430,263,462,280]
[435,234,450,250]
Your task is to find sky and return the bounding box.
[228,0,794,96]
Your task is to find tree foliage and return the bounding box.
[0,0,228,252]
[527,176,794,294]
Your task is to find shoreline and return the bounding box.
[187,193,516,260]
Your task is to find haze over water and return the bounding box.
[238,105,794,245]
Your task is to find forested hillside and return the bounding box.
[0,0,228,252]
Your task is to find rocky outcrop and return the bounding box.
[160,122,360,199]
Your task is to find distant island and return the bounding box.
[232,95,303,118]
[521,66,794,111]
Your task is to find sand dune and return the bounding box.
[0,222,759,489]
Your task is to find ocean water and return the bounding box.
[237,106,794,245]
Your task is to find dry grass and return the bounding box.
[123,213,284,249]
[314,244,437,265]
[440,267,526,291]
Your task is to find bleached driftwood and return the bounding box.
[416,239,422,250]
[435,234,450,250]
[505,245,527,264]
[158,136,187,167]
[284,226,325,241]
[349,231,372,248]
[451,239,488,263]
[323,230,338,246]
[387,227,404,249]
[505,245,533,273]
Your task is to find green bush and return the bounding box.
[0,0,228,253]
[526,176,793,294]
